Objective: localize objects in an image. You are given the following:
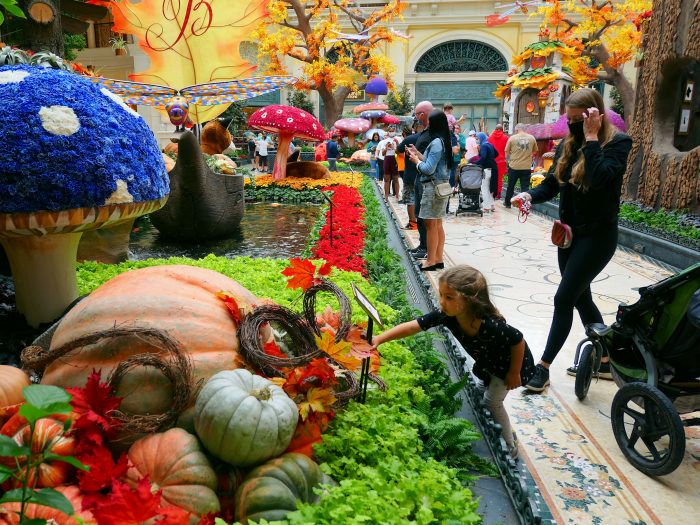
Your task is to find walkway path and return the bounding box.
[386,191,700,525]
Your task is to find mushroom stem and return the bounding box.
[272,132,295,181]
[1,233,81,327]
[347,133,356,147]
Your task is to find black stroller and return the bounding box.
[572,262,700,475]
[455,163,483,216]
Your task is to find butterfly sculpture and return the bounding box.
[90,76,298,130]
[486,1,550,27]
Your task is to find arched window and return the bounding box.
[415,40,508,73]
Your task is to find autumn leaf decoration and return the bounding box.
[216,291,253,325]
[315,329,362,372]
[89,0,270,123]
[281,258,333,291]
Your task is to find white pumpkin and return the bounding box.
[194,369,298,467]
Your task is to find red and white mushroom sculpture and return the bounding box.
[380,114,401,126]
[334,118,370,147]
[353,102,389,114]
[248,105,325,180]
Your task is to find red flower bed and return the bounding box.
[311,186,366,274]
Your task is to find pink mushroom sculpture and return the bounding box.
[353,102,389,114]
[380,114,401,126]
[248,105,325,180]
[334,118,370,147]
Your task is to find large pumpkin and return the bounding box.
[40,265,261,425]
[234,453,335,525]
[194,369,298,467]
[126,427,220,517]
[0,485,95,525]
[0,366,30,408]
[0,413,76,488]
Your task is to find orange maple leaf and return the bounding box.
[316,305,341,332]
[281,258,328,291]
[345,325,372,360]
[315,331,361,371]
[298,387,337,421]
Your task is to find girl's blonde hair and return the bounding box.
[439,265,504,321]
[555,88,618,191]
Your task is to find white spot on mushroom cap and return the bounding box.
[0,70,30,84]
[105,179,133,204]
[39,106,80,136]
[100,88,141,118]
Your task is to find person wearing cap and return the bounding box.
[326,134,339,172]
[465,130,479,160]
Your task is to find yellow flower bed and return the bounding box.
[245,171,363,189]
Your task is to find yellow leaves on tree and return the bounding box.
[91,0,269,123]
[535,0,651,77]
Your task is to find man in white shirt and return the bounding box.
[377,128,400,198]
[257,134,269,173]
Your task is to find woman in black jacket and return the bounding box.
[511,88,633,392]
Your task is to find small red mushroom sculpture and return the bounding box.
[334,118,370,147]
[247,105,325,180]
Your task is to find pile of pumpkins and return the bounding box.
[0,265,342,524]
[0,366,335,524]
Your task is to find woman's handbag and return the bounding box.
[551,220,573,249]
[434,181,454,198]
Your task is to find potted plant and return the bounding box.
[109,36,127,56]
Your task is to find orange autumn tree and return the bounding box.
[537,0,652,127]
[252,0,405,127]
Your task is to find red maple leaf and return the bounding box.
[76,444,129,493]
[216,291,242,325]
[317,261,333,276]
[297,358,337,387]
[67,369,122,442]
[316,305,341,332]
[281,258,325,291]
[155,505,192,525]
[263,340,287,358]
[85,478,162,525]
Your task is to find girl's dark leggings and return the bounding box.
[541,226,618,364]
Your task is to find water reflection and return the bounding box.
[130,202,321,260]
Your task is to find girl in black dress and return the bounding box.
[373,265,535,459]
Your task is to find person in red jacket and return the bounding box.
[488,124,509,199]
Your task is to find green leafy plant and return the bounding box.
[619,202,700,243]
[386,84,414,116]
[0,0,25,26]
[63,34,86,62]
[108,36,127,50]
[0,385,88,523]
[286,90,315,115]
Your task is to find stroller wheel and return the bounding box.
[611,382,686,476]
[575,343,596,401]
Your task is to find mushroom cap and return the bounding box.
[380,114,401,125]
[352,102,389,114]
[365,77,388,96]
[334,118,371,134]
[248,104,325,142]
[0,65,168,214]
[360,110,387,119]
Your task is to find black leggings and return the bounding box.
[541,226,618,364]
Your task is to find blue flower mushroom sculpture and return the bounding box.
[0,65,169,327]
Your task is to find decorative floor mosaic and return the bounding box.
[385,189,700,525]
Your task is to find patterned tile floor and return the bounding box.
[384,189,700,525]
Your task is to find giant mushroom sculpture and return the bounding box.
[334,118,370,147]
[247,105,325,180]
[0,65,169,327]
[365,77,389,102]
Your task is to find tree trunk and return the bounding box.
[20,0,64,55]
[592,44,635,129]
[318,84,352,129]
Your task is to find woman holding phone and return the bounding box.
[406,109,454,271]
[511,88,632,392]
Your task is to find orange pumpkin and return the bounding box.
[0,485,94,525]
[126,428,220,517]
[0,413,76,488]
[40,265,261,426]
[0,366,30,408]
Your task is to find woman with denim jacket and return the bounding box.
[406,109,454,272]
[511,88,632,392]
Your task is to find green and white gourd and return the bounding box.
[194,369,299,467]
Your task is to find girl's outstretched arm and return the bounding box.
[372,320,422,346]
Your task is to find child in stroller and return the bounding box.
[572,262,700,476]
[455,162,483,216]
